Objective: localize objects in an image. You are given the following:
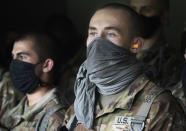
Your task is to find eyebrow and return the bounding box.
[104,27,121,33]
[12,52,30,57]
[88,26,121,33]
[88,26,97,30]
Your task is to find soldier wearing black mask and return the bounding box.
[0,33,67,130]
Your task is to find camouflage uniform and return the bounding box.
[170,81,186,108]
[63,74,186,131]
[0,88,67,131]
[137,39,183,88]
[0,71,24,119]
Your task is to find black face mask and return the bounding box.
[9,60,41,94]
[141,15,162,38]
[181,60,186,98]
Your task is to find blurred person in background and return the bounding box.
[130,0,183,89]
[44,14,86,104]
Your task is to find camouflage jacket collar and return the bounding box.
[7,88,58,127]
[95,74,150,118]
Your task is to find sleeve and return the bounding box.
[144,92,186,131]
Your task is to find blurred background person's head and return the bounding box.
[44,14,81,66]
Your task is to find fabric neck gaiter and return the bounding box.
[9,60,40,94]
[74,38,143,129]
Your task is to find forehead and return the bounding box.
[13,40,34,53]
[130,0,157,7]
[90,9,129,30]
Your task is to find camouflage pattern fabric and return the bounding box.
[0,88,67,131]
[0,71,24,119]
[137,40,183,89]
[170,81,186,108]
[63,74,186,131]
[137,37,185,111]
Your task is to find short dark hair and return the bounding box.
[96,3,147,38]
[14,32,57,63]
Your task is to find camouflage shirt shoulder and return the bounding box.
[0,88,67,131]
[63,74,186,131]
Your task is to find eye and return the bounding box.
[89,31,97,37]
[19,55,24,60]
[19,54,27,60]
[107,32,116,38]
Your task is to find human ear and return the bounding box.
[130,37,144,53]
[42,59,54,73]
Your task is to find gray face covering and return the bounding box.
[74,38,143,129]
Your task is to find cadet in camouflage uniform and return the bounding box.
[62,3,186,131]
[130,0,183,88]
[0,33,67,130]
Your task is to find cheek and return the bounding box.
[34,64,43,77]
[86,36,94,46]
[109,39,120,47]
[109,37,128,49]
[184,53,186,59]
